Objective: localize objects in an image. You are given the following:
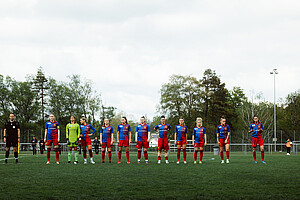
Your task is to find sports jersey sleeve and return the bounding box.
[154,125,158,130]
[77,124,80,138]
[168,124,171,131]
[45,122,48,130]
[16,122,20,129]
[117,125,121,132]
[147,125,150,132]
[66,124,69,139]
[227,125,231,133]
[111,126,114,134]
[261,123,264,131]
[100,127,103,134]
[90,125,96,134]
[216,126,220,134]
[136,126,139,132]
[193,128,196,136]
[128,125,131,132]
[249,124,253,132]
[175,126,178,133]
[4,122,8,130]
[203,128,206,134]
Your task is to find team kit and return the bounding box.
[4,113,266,165]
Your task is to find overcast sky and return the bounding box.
[0,0,299,121]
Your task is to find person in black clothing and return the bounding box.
[93,137,100,155]
[3,113,20,164]
[31,136,37,155]
[39,138,45,155]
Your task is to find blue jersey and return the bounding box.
[117,123,131,140]
[193,126,206,143]
[175,125,187,142]
[45,121,59,140]
[100,125,113,143]
[249,122,264,138]
[154,123,171,139]
[80,124,96,140]
[216,124,231,139]
[136,123,150,142]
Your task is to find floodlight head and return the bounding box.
[270,72,274,74]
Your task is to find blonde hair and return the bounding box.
[196,117,202,126]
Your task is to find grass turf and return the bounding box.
[0,152,299,200]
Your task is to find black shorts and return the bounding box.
[6,137,18,148]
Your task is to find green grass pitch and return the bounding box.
[0,152,299,200]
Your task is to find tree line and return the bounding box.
[0,68,299,143]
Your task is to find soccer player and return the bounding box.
[80,117,96,164]
[3,113,20,164]
[155,115,171,164]
[117,117,131,164]
[44,114,60,165]
[135,116,151,164]
[100,118,114,163]
[249,115,266,164]
[66,116,80,164]
[31,136,37,155]
[192,117,207,164]
[93,137,100,155]
[174,117,188,164]
[39,137,45,155]
[216,116,231,164]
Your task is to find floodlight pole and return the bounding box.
[270,69,278,152]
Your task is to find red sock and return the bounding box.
[220,151,224,160]
[144,151,148,160]
[108,151,112,162]
[261,150,264,161]
[89,149,93,158]
[165,156,168,161]
[177,149,181,161]
[102,151,105,162]
[253,151,257,161]
[126,151,129,162]
[226,151,230,159]
[137,151,141,160]
[47,149,50,162]
[200,150,203,161]
[158,156,161,160]
[194,150,198,161]
[83,150,87,159]
[55,148,59,162]
[118,151,121,162]
[183,149,187,161]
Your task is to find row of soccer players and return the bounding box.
[44,114,266,165]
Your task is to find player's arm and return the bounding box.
[100,132,103,145]
[111,133,114,145]
[147,131,151,142]
[18,128,20,142]
[204,133,207,146]
[174,132,177,144]
[129,131,131,143]
[57,127,60,142]
[44,129,47,143]
[66,125,69,140]
[117,131,120,143]
[88,125,96,136]
[225,132,230,143]
[192,135,195,146]
[249,125,253,133]
[3,128,6,143]
[135,132,138,142]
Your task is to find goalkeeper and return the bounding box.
[66,116,81,164]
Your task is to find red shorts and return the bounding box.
[81,138,92,147]
[252,136,264,148]
[176,139,187,146]
[219,138,230,146]
[102,140,112,148]
[158,138,169,151]
[194,142,204,148]
[119,139,129,147]
[136,141,149,149]
[46,139,59,146]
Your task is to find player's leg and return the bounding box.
[199,147,204,164]
[118,145,123,164]
[137,148,142,163]
[182,143,187,164]
[74,146,79,164]
[5,146,10,164]
[87,145,95,164]
[194,146,199,164]
[220,145,224,163]
[54,145,59,164]
[176,143,181,164]
[125,146,130,164]
[46,140,52,164]
[144,148,148,164]
[108,147,112,163]
[225,144,230,163]
[164,149,169,164]
[252,137,257,163]
[164,139,169,164]
[68,146,72,163]
[101,143,106,163]
[260,144,266,163]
